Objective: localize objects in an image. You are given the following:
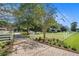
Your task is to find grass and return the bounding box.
[64,32,79,52]
[29,32,73,41]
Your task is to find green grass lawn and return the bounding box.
[29,32,73,41]
[64,32,79,52]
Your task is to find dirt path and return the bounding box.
[8,39,79,56]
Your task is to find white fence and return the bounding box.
[0,31,13,40]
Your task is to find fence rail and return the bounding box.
[0,31,13,41]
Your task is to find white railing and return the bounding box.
[0,31,13,40]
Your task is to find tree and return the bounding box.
[0,20,8,27]
[0,4,18,31]
[33,4,57,39]
[14,4,44,34]
[18,4,38,34]
[71,22,77,31]
[13,9,23,32]
[13,4,57,39]
[58,24,68,32]
[60,25,67,32]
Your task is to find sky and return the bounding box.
[1,3,79,28]
[53,3,79,28]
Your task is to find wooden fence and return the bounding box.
[0,31,13,41]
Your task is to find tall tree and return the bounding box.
[34,4,57,39]
[71,22,77,31]
[18,4,38,34]
[13,4,57,38]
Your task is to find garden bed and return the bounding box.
[33,37,79,54]
[0,40,13,56]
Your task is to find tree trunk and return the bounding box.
[43,31,46,39]
[27,26,29,35]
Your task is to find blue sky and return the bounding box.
[53,3,79,28]
[1,3,79,28]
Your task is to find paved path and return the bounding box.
[9,39,79,56]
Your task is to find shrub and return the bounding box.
[56,39,59,43]
[26,35,30,38]
[57,43,61,47]
[1,45,5,49]
[5,42,11,45]
[0,50,10,56]
[34,37,45,43]
[53,38,55,41]
[48,39,52,45]
[21,32,27,35]
[71,48,76,51]
[21,32,30,38]
[63,45,68,48]
[67,45,71,48]
[38,37,42,41]
[0,43,6,49]
[53,42,56,45]
[48,38,61,46]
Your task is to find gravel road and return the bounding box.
[9,39,79,56]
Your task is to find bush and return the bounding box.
[63,45,68,48]
[48,39,52,45]
[52,40,56,45]
[53,42,56,45]
[1,45,5,49]
[48,38,62,46]
[0,42,6,49]
[5,42,11,45]
[53,38,55,41]
[38,37,42,41]
[56,39,59,43]
[26,35,30,38]
[21,32,27,35]
[57,43,61,47]
[71,48,76,51]
[67,45,71,48]
[21,32,30,38]
[0,50,10,56]
[35,37,45,43]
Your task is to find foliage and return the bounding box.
[0,20,9,27]
[71,22,77,31]
[0,41,12,56]
[71,48,77,51]
[13,4,57,38]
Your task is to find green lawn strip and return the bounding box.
[29,32,66,40]
[64,32,79,52]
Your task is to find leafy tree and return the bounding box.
[13,4,57,39]
[18,4,38,34]
[71,22,77,31]
[0,20,8,27]
[58,24,67,32]
[34,4,57,39]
